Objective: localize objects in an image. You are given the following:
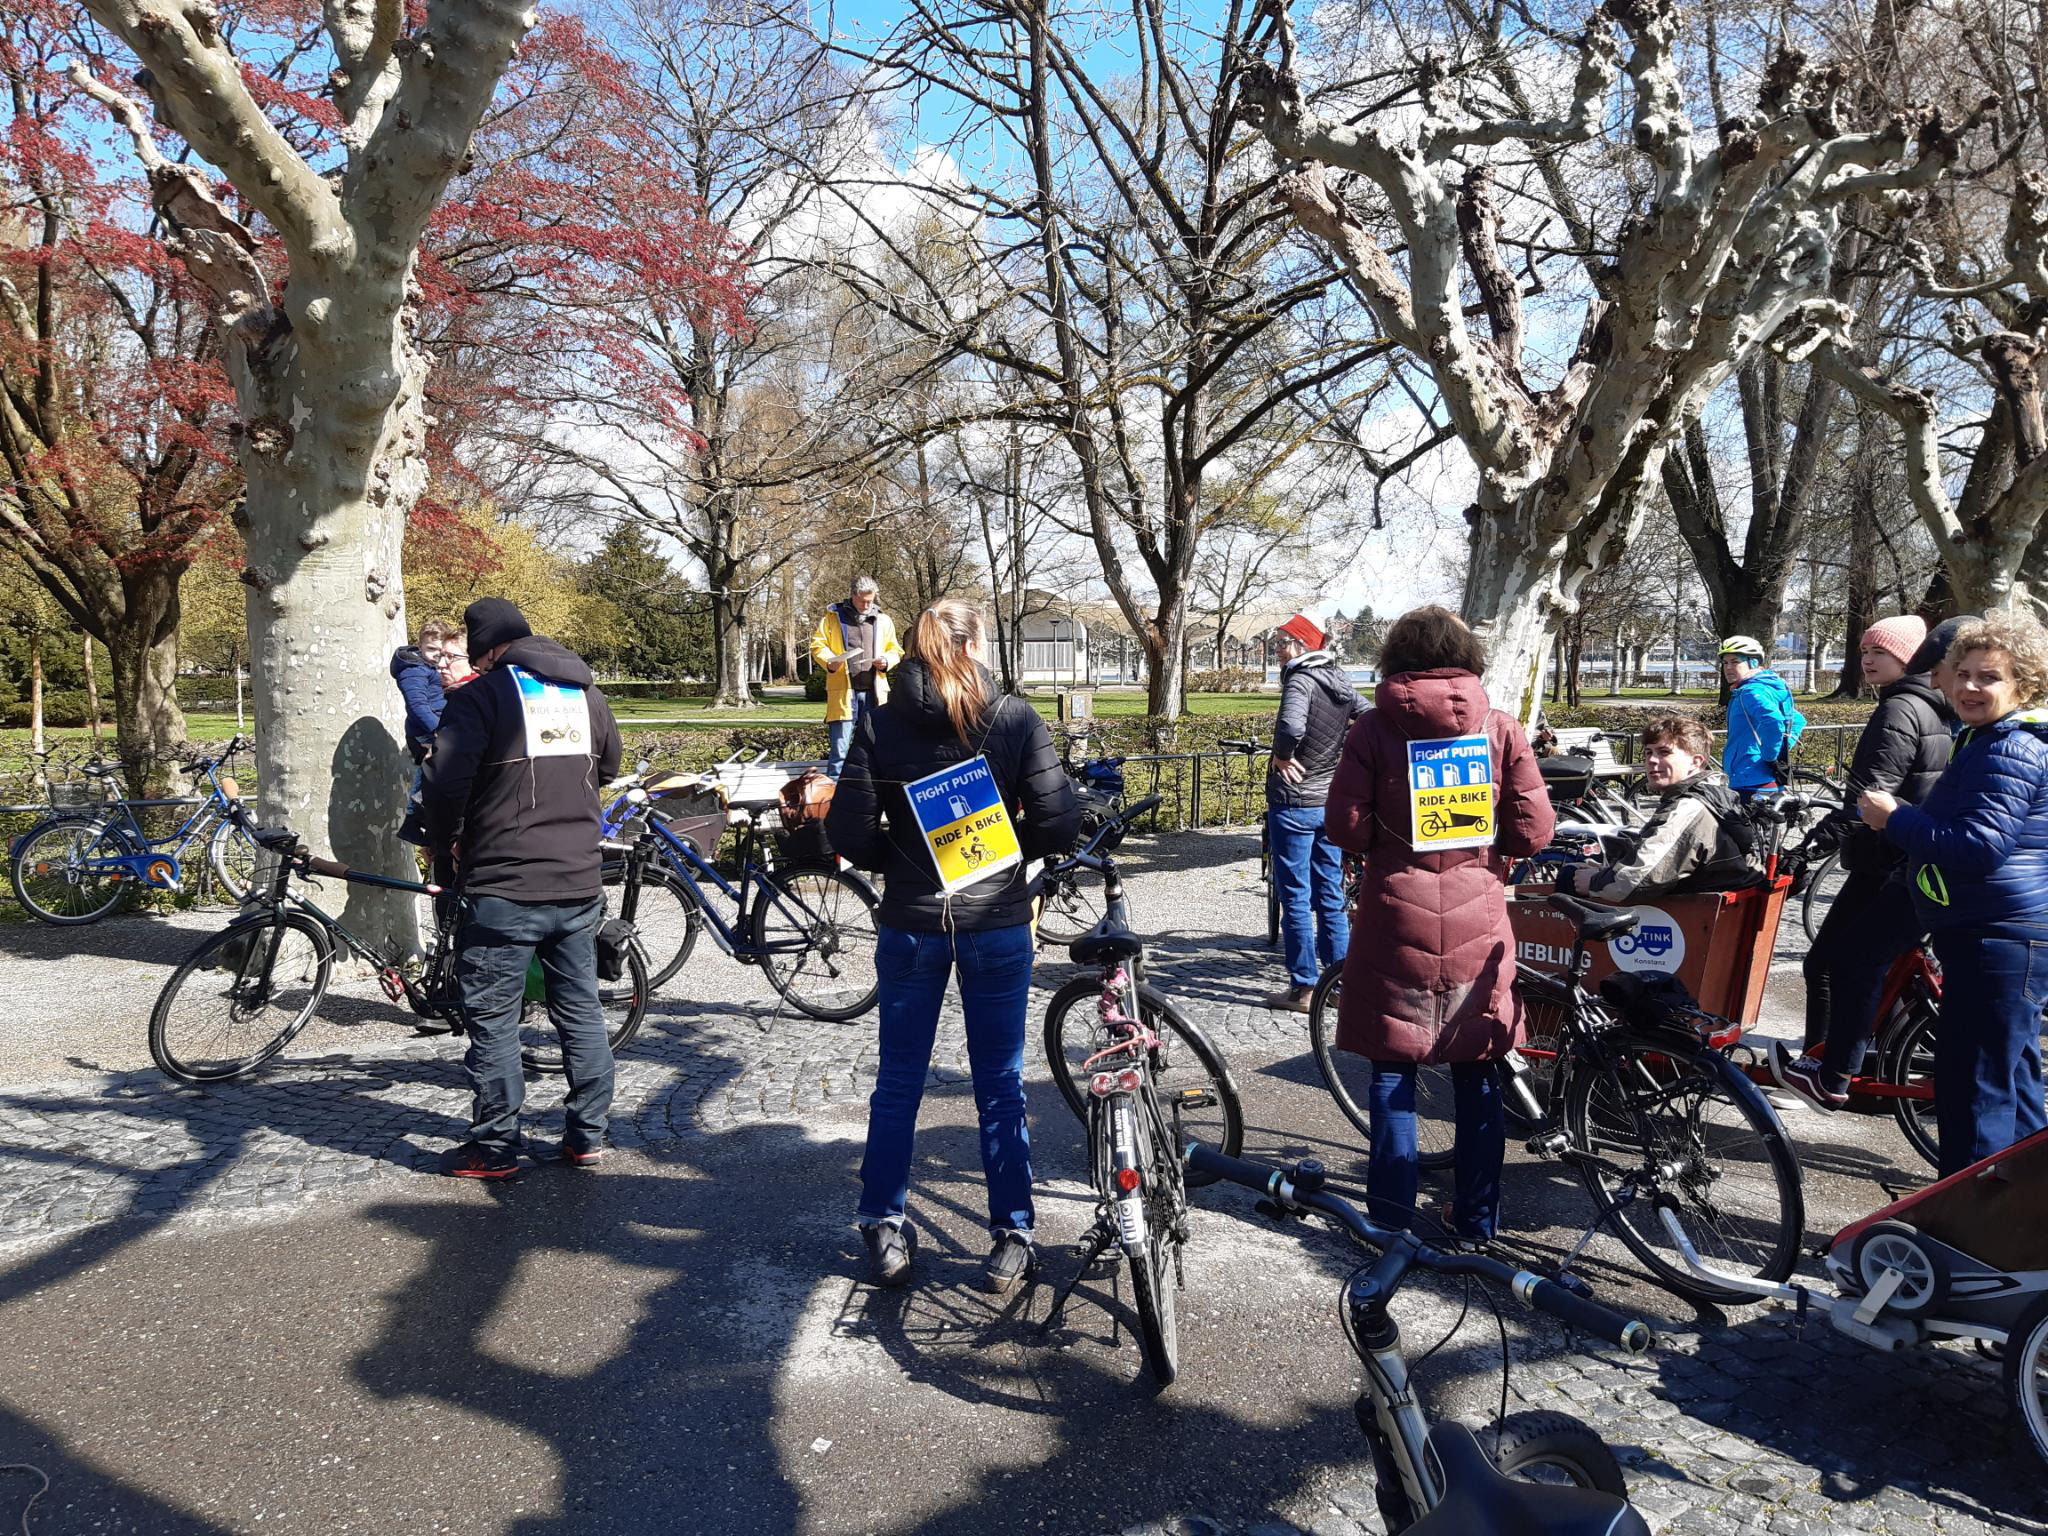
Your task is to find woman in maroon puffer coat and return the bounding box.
[1326,606,1554,1240]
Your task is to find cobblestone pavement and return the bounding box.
[1,831,2043,1535]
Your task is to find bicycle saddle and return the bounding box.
[1545,892,1641,942]
[1068,914,1145,967]
[1406,1423,1649,1536]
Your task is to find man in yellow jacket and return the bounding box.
[811,576,902,777]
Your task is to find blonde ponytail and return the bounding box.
[910,600,990,741]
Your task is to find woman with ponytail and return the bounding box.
[825,600,1080,1294]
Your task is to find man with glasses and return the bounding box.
[812,576,902,778]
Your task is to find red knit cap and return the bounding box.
[1276,610,1325,651]
[1861,615,1928,667]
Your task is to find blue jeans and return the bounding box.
[1269,806,1348,988]
[826,689,867,779]
[1366,1061,1505,1239]
[1930,925,2048,1176]
[457,894,614,1152]
[858,923,1036,1234]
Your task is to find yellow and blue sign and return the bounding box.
[905,756,1023,894]
[1406,733,1497,851]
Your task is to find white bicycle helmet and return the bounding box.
[1717,634,1767,660]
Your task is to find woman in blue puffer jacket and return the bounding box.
[1860,610,2048,1175]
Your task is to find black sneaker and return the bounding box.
[445,1141,520,1179]
[561,1143,605,1170]
[861,1220,916,1288]
[1767,1042,1848,1110]
[981,1231,1036,1296]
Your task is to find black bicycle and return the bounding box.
[1041,855,1245,1171]
[1189,1145,1652,1534]
[148,803,649,1082]
[1036,793,1163,944]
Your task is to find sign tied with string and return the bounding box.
[904,757,1022,893]
[1406,734,1497,851]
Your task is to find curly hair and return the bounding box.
[1379,604,1487,678]
[1946,609,2048,708]
[1640,713,1713,759]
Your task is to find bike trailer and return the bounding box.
[641,772,730,855]
[1507,876,1792,1029]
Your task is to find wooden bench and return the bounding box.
[1550,728,1636,781]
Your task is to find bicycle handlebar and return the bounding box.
[1184,1144,1652,1356]
[1217,739,1265,754]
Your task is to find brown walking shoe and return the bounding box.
[1263,985,1315,1014]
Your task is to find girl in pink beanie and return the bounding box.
[1861,615,1927,670]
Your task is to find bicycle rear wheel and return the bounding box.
[1801,851,1846,942]
[1308,966,1456,1172]
[520,943,648,1071]
[1881,1001,1941,1170]
[601,859,699,992]
[1508,971,1569,1130]
[11,817,132,925]
[1043,977,1244,1180]
[149,912,333,1081]
[1125,1093,1180,1388]
[752,866,879,1020]
[1565,1040,1804,1306]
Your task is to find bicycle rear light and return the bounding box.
[1089,1072,1118,1097]
[1117,1068,1141,1093]
[1115,1167,1142,1193]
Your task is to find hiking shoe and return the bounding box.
[1263,985,1315,1014]
[1767,1043,1848,1110]
[445,1141,520,1179]
[561,1143,605,1169]
[861,1220,916,1288]
[981,1231,1037,1297]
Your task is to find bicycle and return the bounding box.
[1041,855,1245,1184]
[10,736,261,923]
[598,765,879,1019]
[1039,907,1210,1386]
[1218,737,1280,946]
[1036,792,1163,945]
[1188,1145,1652,1534]
[147,801,648,1082]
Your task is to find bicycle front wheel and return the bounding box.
[1482,1410,1629,1494]
[207,815,262,903]
[1801,851,1846,943]
[11,818,133,925]
[1881,1001,1941,1170]
[1036,866,1107,945]
[521,943,648,1072]
[1309,966,1456,1172]
[150,912,334,1081]
[1565,1040,1804,1307]
[751,866,879,1020]
[1043,977,1244,1180]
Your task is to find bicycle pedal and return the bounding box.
[1527,1130,1570,1158]
[1175,1088,1218,1108]
[377,966,406,1003]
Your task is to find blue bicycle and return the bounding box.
[9,736,260,925]
[598,766,880,1019]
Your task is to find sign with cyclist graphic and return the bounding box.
[904,756,1022,894]
[510,666,592,759]
[1406,733,1497,851]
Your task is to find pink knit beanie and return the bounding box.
[1861,615,1928,667]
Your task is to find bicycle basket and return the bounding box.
[47,781,104,810]
[1598,970,1740,1050]
[646,773,726,820]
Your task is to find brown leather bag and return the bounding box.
[779,768,835,827]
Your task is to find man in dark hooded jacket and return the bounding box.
[1264,609,1367,1012]
[421,598,624,1177]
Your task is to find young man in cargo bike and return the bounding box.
[1554,715,1762,904]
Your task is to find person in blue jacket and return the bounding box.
[392,617,460,763]
[1718,635,1805,800]
[1860,610,2048,1175]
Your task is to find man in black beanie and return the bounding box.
[422,598,624,1177]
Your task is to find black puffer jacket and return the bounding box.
[420,636,622,901]
[1832,674,1952,874]
[826,659,1081,932]
[1268,652,1368,809]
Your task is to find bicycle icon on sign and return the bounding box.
[962,836,991,869]
[1613,924,1675,959]
[1419,809,1492,838]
